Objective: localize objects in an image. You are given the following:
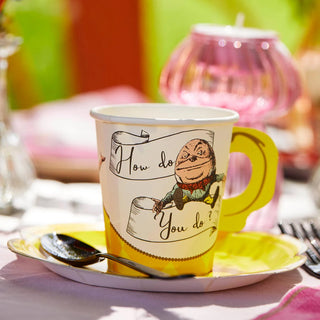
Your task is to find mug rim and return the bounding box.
[192,24,278,40]
[90,103,239,125]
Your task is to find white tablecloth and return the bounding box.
[0,179,319,320]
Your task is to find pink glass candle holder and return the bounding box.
[160,24,302,230]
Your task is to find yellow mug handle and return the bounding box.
[219,126,279,232]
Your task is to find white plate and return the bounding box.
[7,224,306,293]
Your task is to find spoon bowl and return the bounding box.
[40,233,194,280]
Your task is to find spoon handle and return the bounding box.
[97,253,193,279]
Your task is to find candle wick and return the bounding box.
[235,12,245,27]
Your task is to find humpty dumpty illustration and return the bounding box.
[153,138,224,215]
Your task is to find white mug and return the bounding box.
[90,103,278,276]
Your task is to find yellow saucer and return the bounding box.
[7,223,306,293]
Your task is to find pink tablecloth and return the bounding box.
[0,179,319,320]
[0,245,317,320]
[2,243,320,320]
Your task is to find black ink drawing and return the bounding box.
[152,138,224,215]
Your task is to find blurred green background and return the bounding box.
[3,0,319,109]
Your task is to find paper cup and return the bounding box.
[90,103,278,276]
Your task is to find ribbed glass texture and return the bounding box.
[160,25,301,122]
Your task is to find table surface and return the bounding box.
[0,179,319,320]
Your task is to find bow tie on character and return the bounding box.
[177,175,214,194]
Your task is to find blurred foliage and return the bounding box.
[4,0,74,109]
[292,0,317,15]
[1,0,319,107]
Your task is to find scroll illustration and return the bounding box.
[107,129,225,245]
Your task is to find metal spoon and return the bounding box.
[40,233,194,279]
